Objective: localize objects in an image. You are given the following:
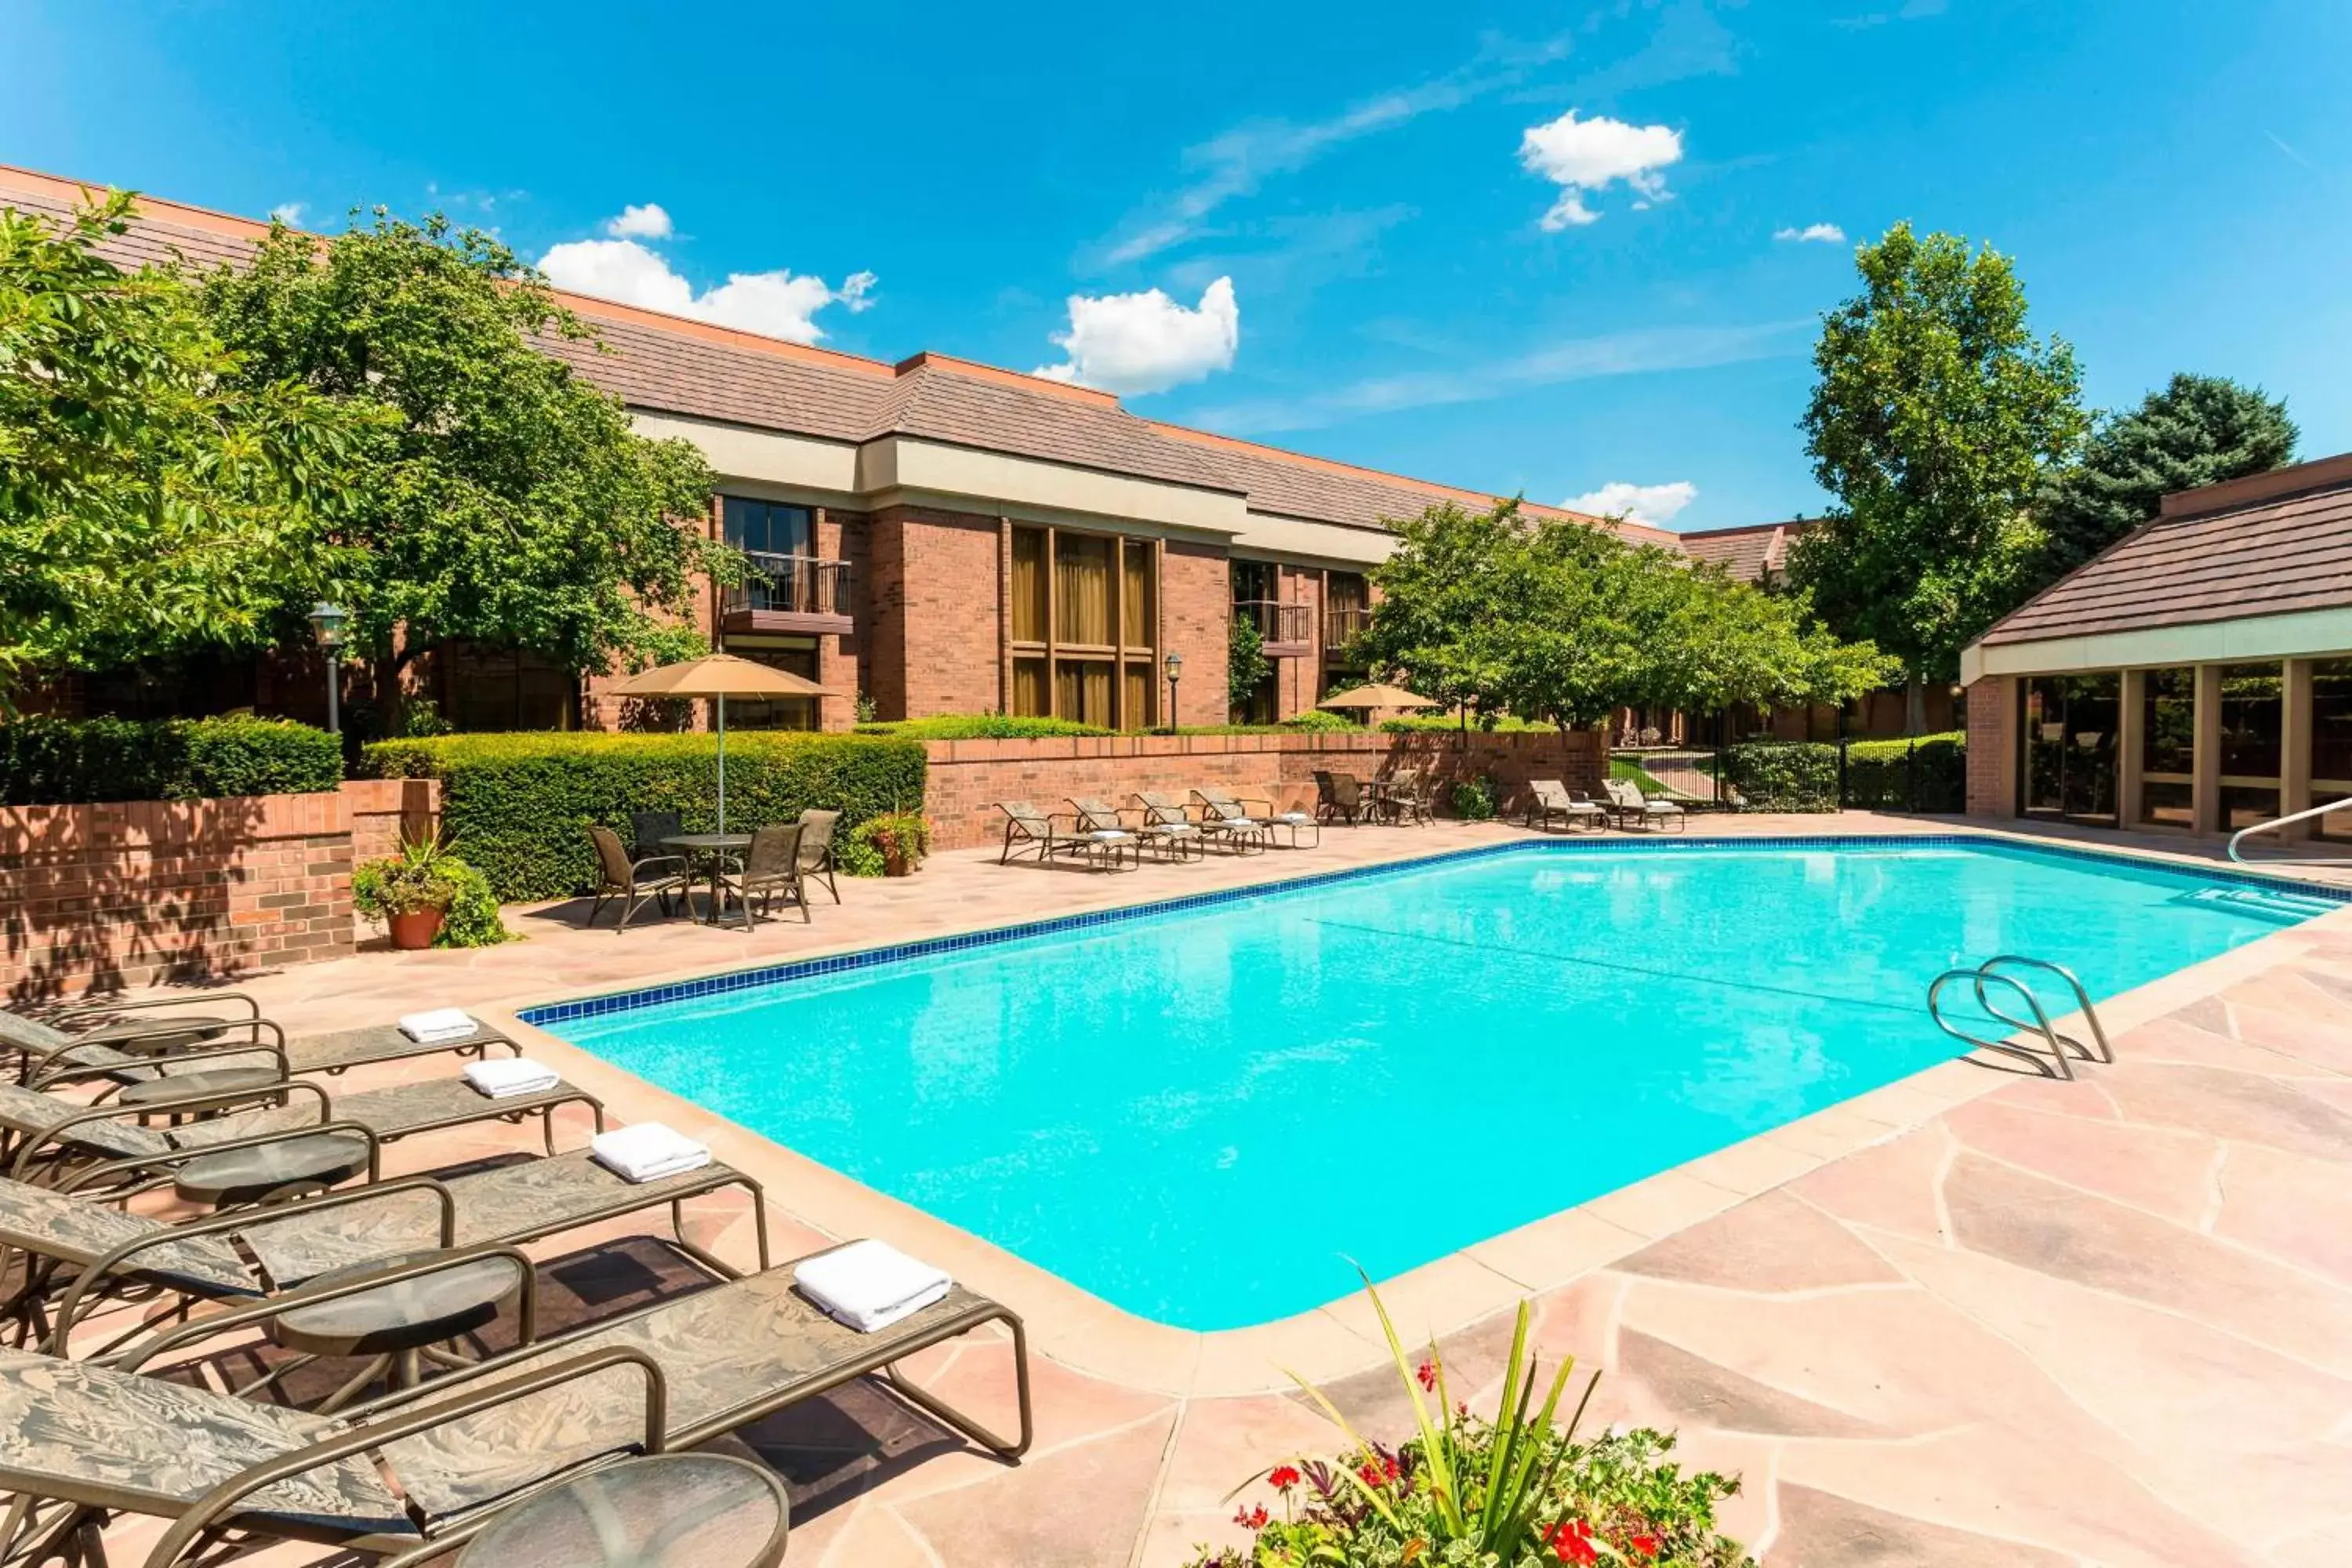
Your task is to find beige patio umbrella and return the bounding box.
[607,653,836,832]
[1319,681,1440,715]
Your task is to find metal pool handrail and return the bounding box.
[1977,954,2113,1066]
[2227,797,2352,864]
[1927,967,2077,1080]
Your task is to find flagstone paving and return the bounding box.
[68,815,2352,1565]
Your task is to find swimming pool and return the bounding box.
[535,838,2339,1330]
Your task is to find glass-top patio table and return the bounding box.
[659,833,751,925]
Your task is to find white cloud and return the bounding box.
[1519,109,1684,230]
[604,202,673,240]
[538,214,876,345]
[1034,277,1240,397]
[269,201,303,227]
[1774,222,1846,244]
[1566,480,1699,526]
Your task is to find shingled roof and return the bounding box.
[1976,453,2352,648]
[2,162,1637,542]
[1675,519,1815,583]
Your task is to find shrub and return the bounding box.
[358,731,927,901]
[351,833,512,947]
[850,810,932,873]
[1452,777,1498,821]
[1842,731,1965,812]
[856,713,1109,740]
[1722,741,1838,812]
[0,716,343,804]
[1189,1279,1753,1568]
[1278,710,1359,732]
[1381,713,1547,734]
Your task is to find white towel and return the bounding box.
[591,1122,712,1183]
[463,1057,560,1099]
[1087,829,1132,842]
[397,1007,478,1044]
[795,1240,953,1334]
[1275,811,1312,824]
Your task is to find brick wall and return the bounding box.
[924,728,1606,850]
[1162,540,1233,728]
[0,790,358,1000]
[345,776,442,865]
[867,504,1003,720]
[1964,677,2016,817]
[1275,565,1325,720]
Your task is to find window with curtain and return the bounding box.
[1055,660,1114,725]
[721,496,813,557]
[1121,541,1154,648]
[1123,663,1153,728]
[1010,528,1047,644]
[1054,534,1112,646]
[1011,657,1049,718]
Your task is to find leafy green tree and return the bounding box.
[2031,372,2296,586]
[1225,612,1271,717]
[1358,500,1525,737]
[0,192,368,699]
[201,212,729,707]
[1788,221,2088,727]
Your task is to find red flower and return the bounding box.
[1384,1456,1400,1482]
[1358,1462,1384,1489]
[1416,1359,1437,1391]
[1547,1519,1599,1566]
[1232,1504,1269,1530]
[1632,1533,1661,1558]
[1269,1465,1301,1492]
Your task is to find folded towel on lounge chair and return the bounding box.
[795,1238,953,1333]
[397,1008,479,1044]
[1274,811,1313,825]
[463,1057,561,1099]
[592,1121,712,1183]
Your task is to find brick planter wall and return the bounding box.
[923,728,1606,851]
[0,790,358,1000]
[1963,677,2016,818]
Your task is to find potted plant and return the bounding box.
[860,810,932,877]
[353,831,466,949]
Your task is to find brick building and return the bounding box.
[5,164,1697,735]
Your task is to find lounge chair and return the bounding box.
[1197,786,1309,850]
[1604,778,1688,833]
[0,1069,604,1186]
[797,807,844,902]
[1526,779,1607,834]
[717,823,810,927]
[1314,770,1375,826]
[11,1007,524,1097]
[0,1149,768,1356]
[587,825,692,933]
[996,800,1127,870]
[1184,788,1272,854]
[1071,798,1172,864]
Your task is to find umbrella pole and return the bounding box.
[717,693,728,835]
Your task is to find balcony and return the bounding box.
[1234,599,1315,657]
[721,552,855,637]
[1324,606,1372,652]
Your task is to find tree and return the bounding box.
[0,192,367,699]
[2031,372,2296,587]
[201,212,728,707]
[1358,500,1525,737]
[1787,221,2088,728]
[1226,612,1270,718]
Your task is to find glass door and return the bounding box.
[2023,673,2119,823]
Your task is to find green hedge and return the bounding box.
[1842,731,1966,812]
[857,713,1109,740]
[360,731,928,902]
[0,717,343,804]
[1723,740,1839,812]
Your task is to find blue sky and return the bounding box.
[6,1,2347,531]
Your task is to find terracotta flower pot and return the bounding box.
[882,842,913,877]
[388,908,445,950]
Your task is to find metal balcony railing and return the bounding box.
[725,552,853,616]
[1323,606,1372,649]
[1233,600,1315,647]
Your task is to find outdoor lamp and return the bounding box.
[308,601,350,733]
[1163,651,1183,728]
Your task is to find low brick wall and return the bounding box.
[345,776,443,865]
[0,790,358,1000]
[924,729,1605,851]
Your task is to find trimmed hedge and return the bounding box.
[857,713,1110,740]
[1723,740,1838,812]
[361,731,927,902]
[0,717,344,804]
[1842,731,1966,812]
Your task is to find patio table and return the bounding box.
[452,1452,789,1567]
[659,833,753,924]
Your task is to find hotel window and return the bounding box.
[1007,524,1159,727]
[440,644,579,732]
[2138,666,2194,827]
[2310,659,2352,840]
[2218,662,2283,830]
[721,496,814,558]
[723,636,819,731]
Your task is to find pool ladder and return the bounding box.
[1926,956,2114,1081]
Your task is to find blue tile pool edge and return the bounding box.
[516,830,2352,1028]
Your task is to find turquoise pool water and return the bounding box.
[542,840,2334,1330]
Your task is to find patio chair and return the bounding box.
[587,825,691,934]
[1192,786,1279,854]
[796,807,844,902]
[1526,779,1607,834]
[1604,778,1688,833]
[716,823,809,927]
[1069,798,1164,866]
[10,1007,524,1095]
[628,809,685,855]
[995,800,1078,866]
[0,1066,605,1187]
[0,1148,769,1357]
[1381,768,1435,826]
[1314,770,1375,826]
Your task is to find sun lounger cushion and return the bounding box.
[794,1239,952,1333]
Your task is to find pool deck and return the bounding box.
[78,812,2352,1566]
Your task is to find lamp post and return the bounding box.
[307,602,349,734]
[1163,651,1183,731]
